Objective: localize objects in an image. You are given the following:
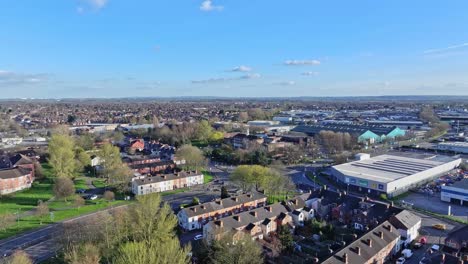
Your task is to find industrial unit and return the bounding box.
[437,142,468,154]
[330,154,462,197]
[441,179,468,206]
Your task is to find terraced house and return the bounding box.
[0,167,34,195]
[131,170,203,195]
[177,192,267,231]
[203,203,293,242]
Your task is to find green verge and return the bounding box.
[0,199,129,240]
[73,178,89,190]
[202,170,214,184]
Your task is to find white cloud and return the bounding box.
[240,73,260,79]
[230,65,252,72]
[423,42,468,54]
[275,81,296,86]
[284,59,320,66]
[0,70,47,86]
[301,71,319,76]
[87,0,108,9]
[192,73,260,84]
[200,0,223,12]
[77,0,109,13]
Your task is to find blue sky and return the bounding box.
[1,0,468,98]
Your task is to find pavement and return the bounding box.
[401,192,468,222]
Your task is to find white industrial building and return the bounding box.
[437,142,468,154]
[441,179,468,206]
[330,154,462,198]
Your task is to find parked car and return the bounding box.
[194,234,203,240]
[432,224,446,230]
[87,194,98,200]
[413,242,422,249]
[396,257,406,264]
[402,249,413,258]
[431,244,440,251]
[76,189,86,194]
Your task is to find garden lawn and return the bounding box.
[161,188,188,196]
[202,170,214,184]
[92,179,107,188]
[0,178,54,216]
[73,178,89,190]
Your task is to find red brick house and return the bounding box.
[0,167,34,195]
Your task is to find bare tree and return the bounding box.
[53,177,76,202]
[36,200,49,225]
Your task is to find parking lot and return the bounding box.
[403,210,461,264]
[401,192,467,222]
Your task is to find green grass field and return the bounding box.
[0,163,130,240]
[92,178,107,188]
[202,170,214,184]
[73,178,89,190]
[0,178,54,216]
[0,199,128,239]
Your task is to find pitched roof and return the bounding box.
[445,225,468,245]
[206,203,289,231]
[292,124,399,137]
[389,210,421,230]
[0,167,31,180]
[181,191,267,218]
[322,221,400,264]
[9,154,33,166]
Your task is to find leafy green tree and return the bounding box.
[176,145,207,170]
[195,120,214,142]
[207,235,263,264]
[114,193,190,264]
[99,143,132,192]
[49,133,76,178]
[76,134,95,151]
[277,225,294,253]
[75,147,91,173]
[209,131,224,143]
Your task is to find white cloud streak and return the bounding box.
[275,81,296,86]
[229,65,252,72]
[423,42,468,54]
[192,73,260,84]
[200,0,223,12]
[284,59,320,66]
[301,71,319,76]
[0,70,47,86]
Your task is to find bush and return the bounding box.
[103,191,115,202]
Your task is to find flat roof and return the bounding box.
[333,154,450,184]
[445,178,468,190]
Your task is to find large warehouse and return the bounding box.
[330,154,462,197]
[441,179,468,206]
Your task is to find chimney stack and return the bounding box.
[218,220,223,227]
[342,253,348,264]
[379,231,384,239]
[356,246,361,255]
[234,215,241,222]
[441,254,445,262]
[366,239,372,247]
[266,206,273,212]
